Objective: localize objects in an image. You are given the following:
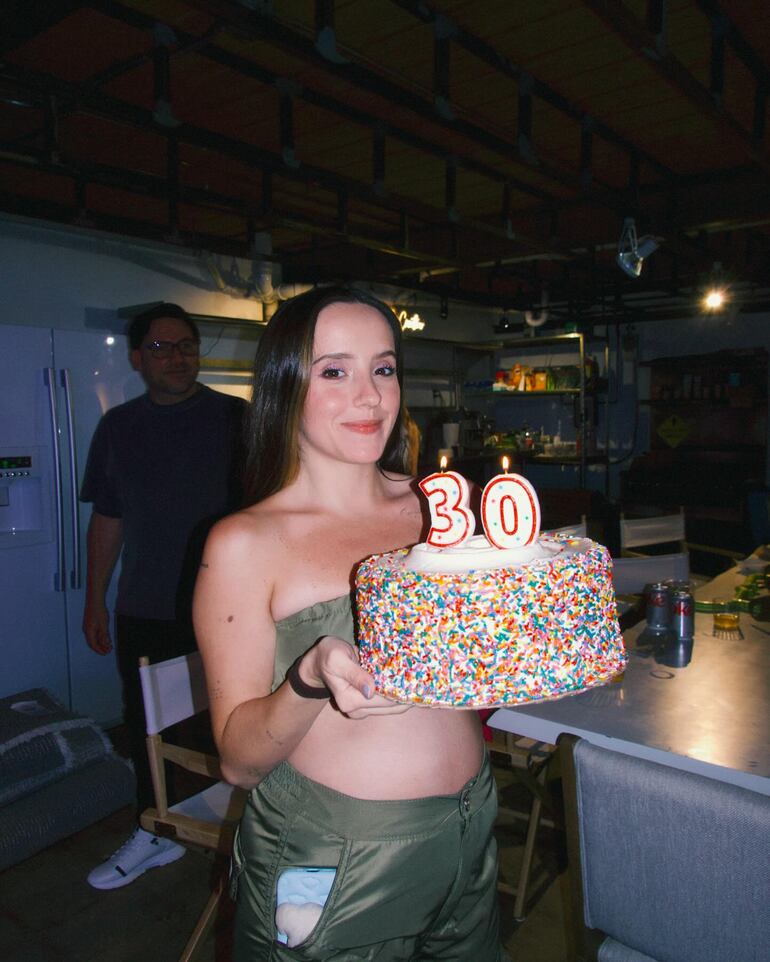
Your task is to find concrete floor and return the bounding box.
[0,771,570,962]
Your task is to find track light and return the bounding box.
[616,218,659,278]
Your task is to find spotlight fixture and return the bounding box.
[616,218,659,278]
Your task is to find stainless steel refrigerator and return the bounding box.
[0,324,143,724]
[1,317,258,725]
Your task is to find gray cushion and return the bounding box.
[0,754,135,871]
[598,938,658,962]
[575,739,770,962]
[0,688,113,806]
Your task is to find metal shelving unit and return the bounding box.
[463,332,610,488]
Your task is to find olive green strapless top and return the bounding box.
[271,593,356,692]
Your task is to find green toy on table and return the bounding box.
[695,567,770,621]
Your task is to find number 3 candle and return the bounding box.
[419,456,475,548]
[480,456,541,548]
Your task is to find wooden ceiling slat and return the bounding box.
[0,0,766,314]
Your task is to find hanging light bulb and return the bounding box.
[701,262,729,312]
[703,289,725,311]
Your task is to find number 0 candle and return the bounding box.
[419,456,475,548]
[480,456,541,548]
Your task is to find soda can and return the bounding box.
[657,637,693,668]
[672,589,694,641]
[645,582,671,633]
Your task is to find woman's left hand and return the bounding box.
[304,636,412,719]
[341,691,413,720]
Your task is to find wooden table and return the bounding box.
[489,598,770,796]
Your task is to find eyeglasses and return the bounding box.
[143,338,200,359]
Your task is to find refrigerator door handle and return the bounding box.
[60,368,81,589]
[44,367,66,591]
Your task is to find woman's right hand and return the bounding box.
[303,636,412,719]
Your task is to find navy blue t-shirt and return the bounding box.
[80,385,246,621]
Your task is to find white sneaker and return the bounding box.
[87,827,186,890]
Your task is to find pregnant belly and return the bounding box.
[289,704,485,800]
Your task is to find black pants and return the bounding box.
[115,614,198,815]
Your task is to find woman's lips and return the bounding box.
[343,420,382,434]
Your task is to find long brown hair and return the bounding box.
[242,285,410,506]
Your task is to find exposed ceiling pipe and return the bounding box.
[203,233,313,318]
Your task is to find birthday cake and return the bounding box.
[355,532,626,708]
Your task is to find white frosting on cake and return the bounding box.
[404,533,587,573]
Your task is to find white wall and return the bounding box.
[3,213,766,496]
[0,214,265,333]
[0,213,501,338]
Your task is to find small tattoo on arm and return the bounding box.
[265,728,284,747]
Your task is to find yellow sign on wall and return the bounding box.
[657,415,691,448]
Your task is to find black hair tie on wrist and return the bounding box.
[286,658,331,699]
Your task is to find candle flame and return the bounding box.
[502,455,509,473]
[440,455,448,471]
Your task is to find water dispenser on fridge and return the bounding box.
[0,448,51,547]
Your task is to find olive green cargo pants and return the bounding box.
[231,753,507,961]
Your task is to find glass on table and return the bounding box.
[712,598,742,638]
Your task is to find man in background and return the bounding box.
[81,302,246,889]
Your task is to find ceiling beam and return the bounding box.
[581,0,770,176]
[179,0,670,215]
[387,0,674,180]
[0,61,563,260]
[695,1,770,94]
[93,0,554,205]
[3,69,597,297]
[0,0,81,56]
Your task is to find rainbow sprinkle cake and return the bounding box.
[355,534,626,708]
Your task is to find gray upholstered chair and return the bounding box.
[610,552,689,595]
[559,734,770,962]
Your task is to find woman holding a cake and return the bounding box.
[193,286,506,960]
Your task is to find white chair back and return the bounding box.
[139,651,209,735]
[620,509,685,551]
[138,650,244,962]
[611,552,689,595]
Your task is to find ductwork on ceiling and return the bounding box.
[203,234,313,320]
